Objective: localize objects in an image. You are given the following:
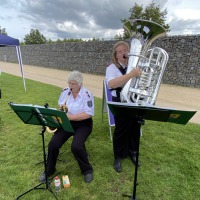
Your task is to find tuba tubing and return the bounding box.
[120,19,169,105]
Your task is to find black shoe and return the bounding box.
[39,172,47,182]
[114,159,122,173]
[39,171,55,182]
[84,173,93,183]
[129,155,140,167]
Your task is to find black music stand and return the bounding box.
[107,101,196,200]
[8,102,74,200]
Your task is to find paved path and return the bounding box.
[0,61,199,124]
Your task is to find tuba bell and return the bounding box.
[120,19,169,105]
[45,91,71,133]
[45,103,68,134]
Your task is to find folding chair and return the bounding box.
[102,80,115,141]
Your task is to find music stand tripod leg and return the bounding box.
[123,118,144,200]
[131,118,144,200]
[15,127,58,200]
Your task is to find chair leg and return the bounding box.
[109,126,113,141]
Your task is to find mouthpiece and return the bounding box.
[44,103,49,108]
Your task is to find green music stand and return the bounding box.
[9,102,74,200]
[107,101,196,200]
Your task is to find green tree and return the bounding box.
[24,29,47,44]
[47,38,53,43]
[114,34,123,40]
[56,38,62,43]
[63,38,84,42]
[118,0,170,39]
[0,26,7,35]
[88,37,101,42]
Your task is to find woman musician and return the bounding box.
[39,70,94,183]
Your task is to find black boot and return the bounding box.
[129,152,140,167]
[114,159,122,172]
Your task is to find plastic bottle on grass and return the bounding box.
[54,176,61,192]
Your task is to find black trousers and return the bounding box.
[112,96,141,160]
[46,118,93,176]
[113,115,141,159]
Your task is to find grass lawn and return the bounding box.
[0,73,200,200]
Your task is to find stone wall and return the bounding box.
[0,35,200,88]
[153,35,200,88]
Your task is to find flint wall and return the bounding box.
[0,35,200,88]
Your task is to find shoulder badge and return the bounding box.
[87,100,93,108]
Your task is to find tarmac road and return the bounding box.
[0,61,199,124]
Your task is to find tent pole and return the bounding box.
[16,46,26,91]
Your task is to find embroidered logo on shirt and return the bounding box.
[87,100,93,108]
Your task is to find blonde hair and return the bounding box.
[67,70,83,86]
[111,41,129,68]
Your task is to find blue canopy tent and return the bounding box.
[0,34,26,91]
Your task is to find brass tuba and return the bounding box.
[120,19,169,105]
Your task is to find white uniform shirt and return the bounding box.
[58,86,94,116]
[105,63,126,97]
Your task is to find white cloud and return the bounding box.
[175,9,200,20]
[57,21,79,32]
[1,0,200,41]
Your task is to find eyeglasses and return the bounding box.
[68,81,78,86]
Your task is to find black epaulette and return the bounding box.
[62,87,69,92]
[85,90,90,98]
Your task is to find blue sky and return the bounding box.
[0,0,200,41]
